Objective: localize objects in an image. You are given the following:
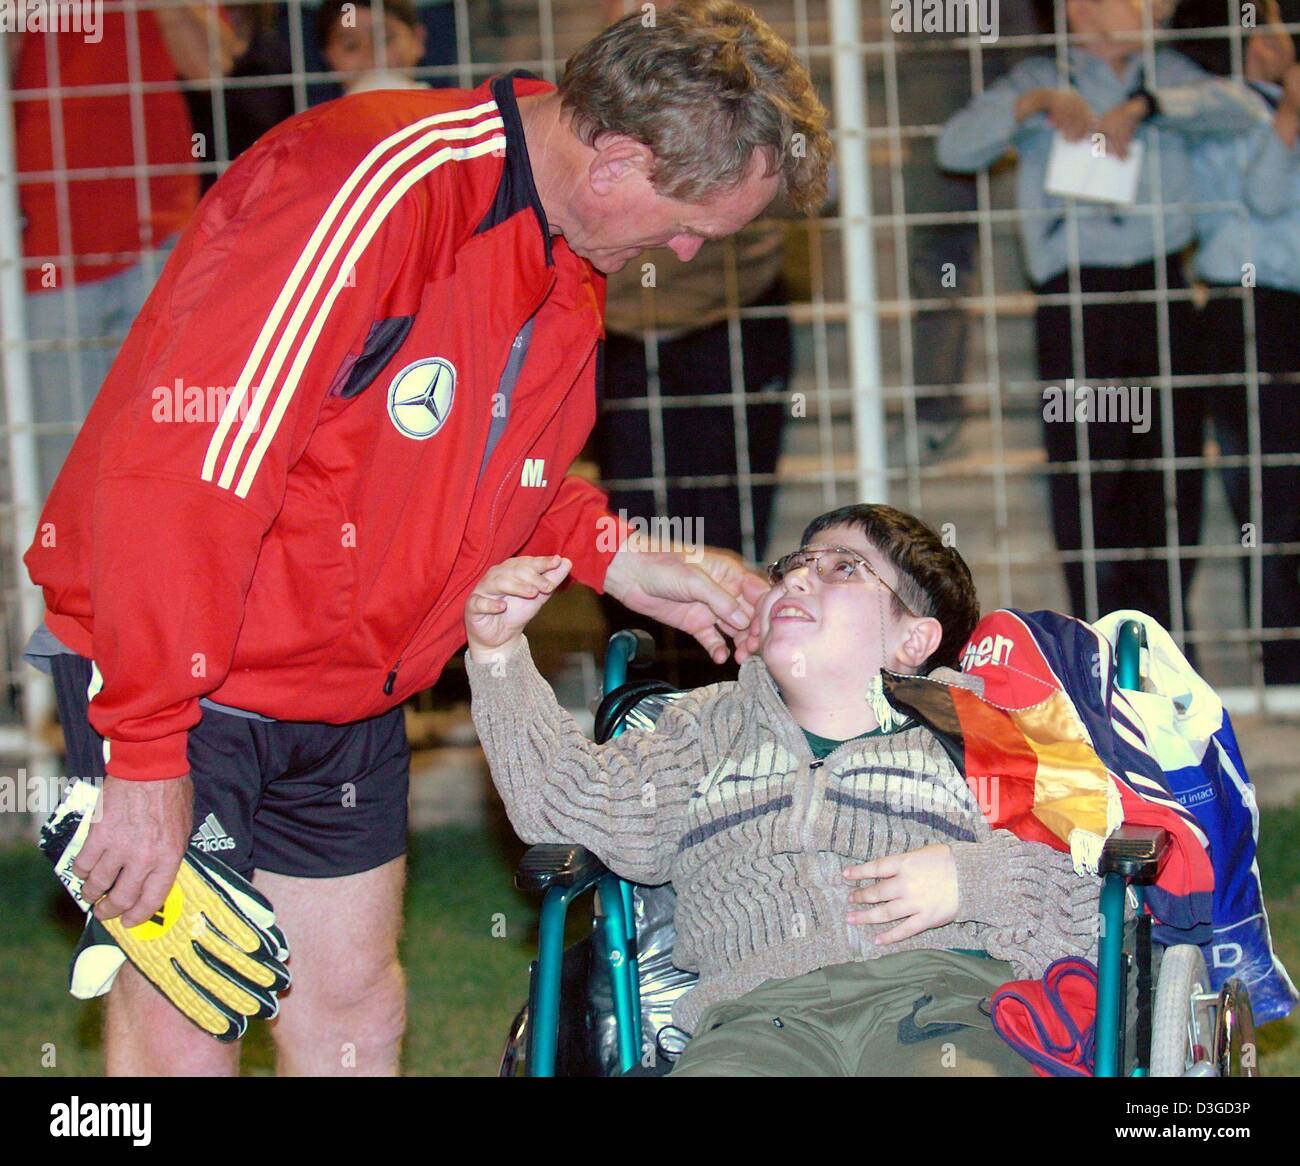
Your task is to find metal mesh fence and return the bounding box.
[2,0,1299,789]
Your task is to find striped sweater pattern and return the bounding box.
[467,636,1101,1031]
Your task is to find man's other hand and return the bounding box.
[72,774,194,927]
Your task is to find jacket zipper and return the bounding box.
[381,436,522,694]
[384,286,597,697]
[383,380,576,695]
[786,704,899,843]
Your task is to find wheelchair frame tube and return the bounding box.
[602,633,645,1068]
[1095,873,1127,1077]
[619,877,643,1047]
[597,873,641,1073]
[1116,619,1143,692]
[1095,618,1145,1078]
[524,635,648,1077]
[530,877,599,1077]
[529,867,641,1077]
[603,630,638,695]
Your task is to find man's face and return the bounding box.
[560,145,781,274]
[757,524,910,693]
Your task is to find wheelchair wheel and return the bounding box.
[498,1003,528,1077]
[1212,978,1259,1078]
[1150,945,1215,1077]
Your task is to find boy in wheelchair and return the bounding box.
[465,504,1101,1076]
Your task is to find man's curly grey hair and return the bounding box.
[558,0,832,215]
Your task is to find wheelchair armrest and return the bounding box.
[594,680,681,745]
[1099,825,1170,883]
[514,844,608,893]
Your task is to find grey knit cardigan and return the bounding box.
[467,635,1101,1032]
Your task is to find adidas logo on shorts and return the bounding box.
[191,812,236,853]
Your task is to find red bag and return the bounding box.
[990,957,1098,1077]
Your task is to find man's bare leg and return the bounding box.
[105,964,241,1076]
[258,857,406,1076]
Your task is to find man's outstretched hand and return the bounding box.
[604,542,768,665]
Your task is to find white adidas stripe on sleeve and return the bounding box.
[201,102,506,497]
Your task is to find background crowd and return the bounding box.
[7,0,1300,690]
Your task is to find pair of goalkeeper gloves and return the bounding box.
[39,779,291,1042]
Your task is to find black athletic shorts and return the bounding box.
[49,653,410,879]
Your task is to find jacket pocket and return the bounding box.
[235,461,358,668]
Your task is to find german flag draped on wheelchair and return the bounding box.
[496,611,1297,1078]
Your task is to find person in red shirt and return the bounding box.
[10,6,243,494]
[24,1,831,1075]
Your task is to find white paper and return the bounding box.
[1043,133,1144,206]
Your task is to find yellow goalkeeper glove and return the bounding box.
[40,779,291,1042]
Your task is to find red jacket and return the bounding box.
[25,73,620,781]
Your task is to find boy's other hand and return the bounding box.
[465,555,571,663]
[843,843,959,943]
[1095,97,1146,160]
[1283,62,1300,110]
[1277,64,1300,146]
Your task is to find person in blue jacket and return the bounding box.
[938,0,1265,652]
[1174,0,1300,684]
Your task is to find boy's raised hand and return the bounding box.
[465,555,571,663]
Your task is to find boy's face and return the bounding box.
[757,524,912,692]
[324,9,426,78]
[1066,0,1146,62]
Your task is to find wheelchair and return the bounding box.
[497,621,1259,1078]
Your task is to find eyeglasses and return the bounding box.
[766,545,920,618]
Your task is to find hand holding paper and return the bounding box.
[1044,131,1144,206]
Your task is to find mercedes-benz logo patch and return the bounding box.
[388,357,456,440]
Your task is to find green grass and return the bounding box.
[2,805,1298,1076]
[0,817,544,1077]
[1253,801,1300,1075]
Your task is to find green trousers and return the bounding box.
[669,951,1037,1078]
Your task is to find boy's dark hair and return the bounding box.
[799,503,980,672]
[316,0,420,48]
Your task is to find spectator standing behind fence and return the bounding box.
[10,8,243,496]
[592,0,795,688]
[895,40,980,460]
[937,0,1264,647]
[1173,0,1300,684]
[317,0,429,96]
[185,5,297,195]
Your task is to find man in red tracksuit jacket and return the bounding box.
[23,3,831,1074]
